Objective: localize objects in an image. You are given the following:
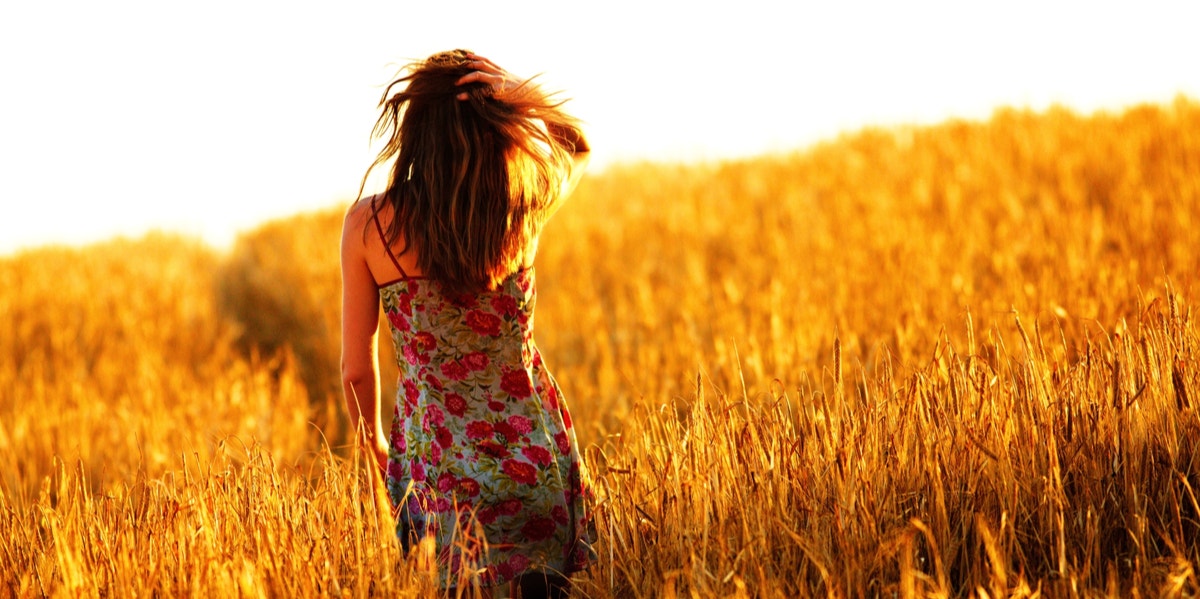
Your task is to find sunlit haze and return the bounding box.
[2,0,1198,254]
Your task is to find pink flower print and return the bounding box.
[488,400,506,413]
[544,385,560,411]
[387,459,405,480]
[440,360,469,381]
[494,421,519,444]
[405,332,436,365]
[424,404,445,428]
[444,393,467,418]
[396,290,415,314]
[437,472,457,493]
[430,444,442,463]
[552,505,568,525]
[403,380,420,406]
[465,310,502,337]
[386,310,410,333]
[457,476,481,497]
[477,506,498,525]
[490,294,519,317]
[466,420,493,440]
[497,498,523,516]
[391,430,407,453]
[561,407,573,430]
[413,331,437,352]
[462,351,490,371]
[522,445,552,467]
[501,370,533,398]
[402,343,420,365]
[477,440,511,459]
[411,459,426,482]
[434,497,452,513]
[502,459,538,486]
[494,561,515,583]
[507,415,533,435]
[521,516,556,542]
[424,372,444,391]
[555,431,570,455]
[435,426,453,449]
[506,553,531,574]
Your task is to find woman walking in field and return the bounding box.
[340,50,594,597]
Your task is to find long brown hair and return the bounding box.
[360,49,581,294]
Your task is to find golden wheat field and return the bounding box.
[2,98,1199,597]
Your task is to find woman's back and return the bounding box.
[380,267,593,586]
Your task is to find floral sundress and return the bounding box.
[379,267,595,587]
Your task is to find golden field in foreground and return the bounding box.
[2,98,1199,597]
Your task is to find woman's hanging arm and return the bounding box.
[339,205,388,473]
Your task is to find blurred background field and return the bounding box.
[2,99,1199,596]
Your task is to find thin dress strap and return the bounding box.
[372,196,409,280]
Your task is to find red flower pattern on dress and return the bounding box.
[457,476,481,497]
[500,370,533,398]
[507,415,533,435]
[465,420,493,440]
[440,360,469,381]
[494,421,520,443]
[552,505,568,525]
[444,393,467,418]
[424,404,445,427]
[521,516,556,542]
[462,351,490,371]
[435,426,453,449]
[387,310,410,333]
[424,372,444,391]
[465,310,502,336]
[402,343,420,365]
[497,498,523,516]
[501,459,538,486]
[490,294,519,317]
[476,506,498,525]
[387,460,405,480]
[477,439,511,459]
[414,331,437,350]
[522,445,552,466]
[378,269,593,588]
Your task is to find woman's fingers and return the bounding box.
[455,71,501,86]
[455,66,517,101]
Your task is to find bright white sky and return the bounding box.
[2,1,1198,254]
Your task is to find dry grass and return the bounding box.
[2,98,1199,596]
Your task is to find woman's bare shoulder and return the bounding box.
[345,194,392,238]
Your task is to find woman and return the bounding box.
[340,50,593,596]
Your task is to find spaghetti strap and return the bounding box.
[372,197,409,279]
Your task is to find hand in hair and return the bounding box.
[455,53,522,100]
